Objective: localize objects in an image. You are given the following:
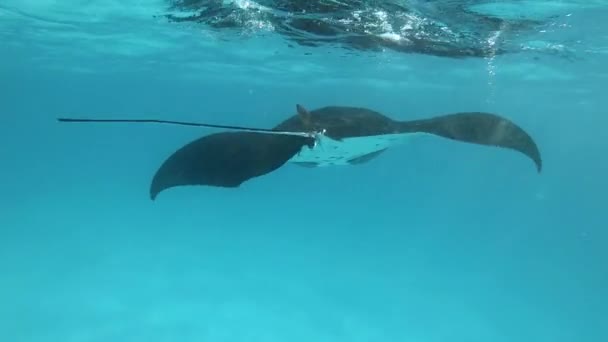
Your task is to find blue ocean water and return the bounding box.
[1,1,606,341]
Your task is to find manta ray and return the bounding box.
[58,104,542,200]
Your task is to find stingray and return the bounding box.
[58,104,542,200]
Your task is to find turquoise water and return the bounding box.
[1,1,606,341]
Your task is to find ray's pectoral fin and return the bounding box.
[399,112,542,172]
[149,132,314,200]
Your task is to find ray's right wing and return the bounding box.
[398,112,542,172]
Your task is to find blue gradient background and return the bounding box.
[1,2,607,341]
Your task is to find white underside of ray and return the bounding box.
[288,132,426,166]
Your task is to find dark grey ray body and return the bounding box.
[274,105,403,139]
[271,105,542,168]
[149,105,542,200]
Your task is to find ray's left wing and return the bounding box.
[150,131,314,200]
